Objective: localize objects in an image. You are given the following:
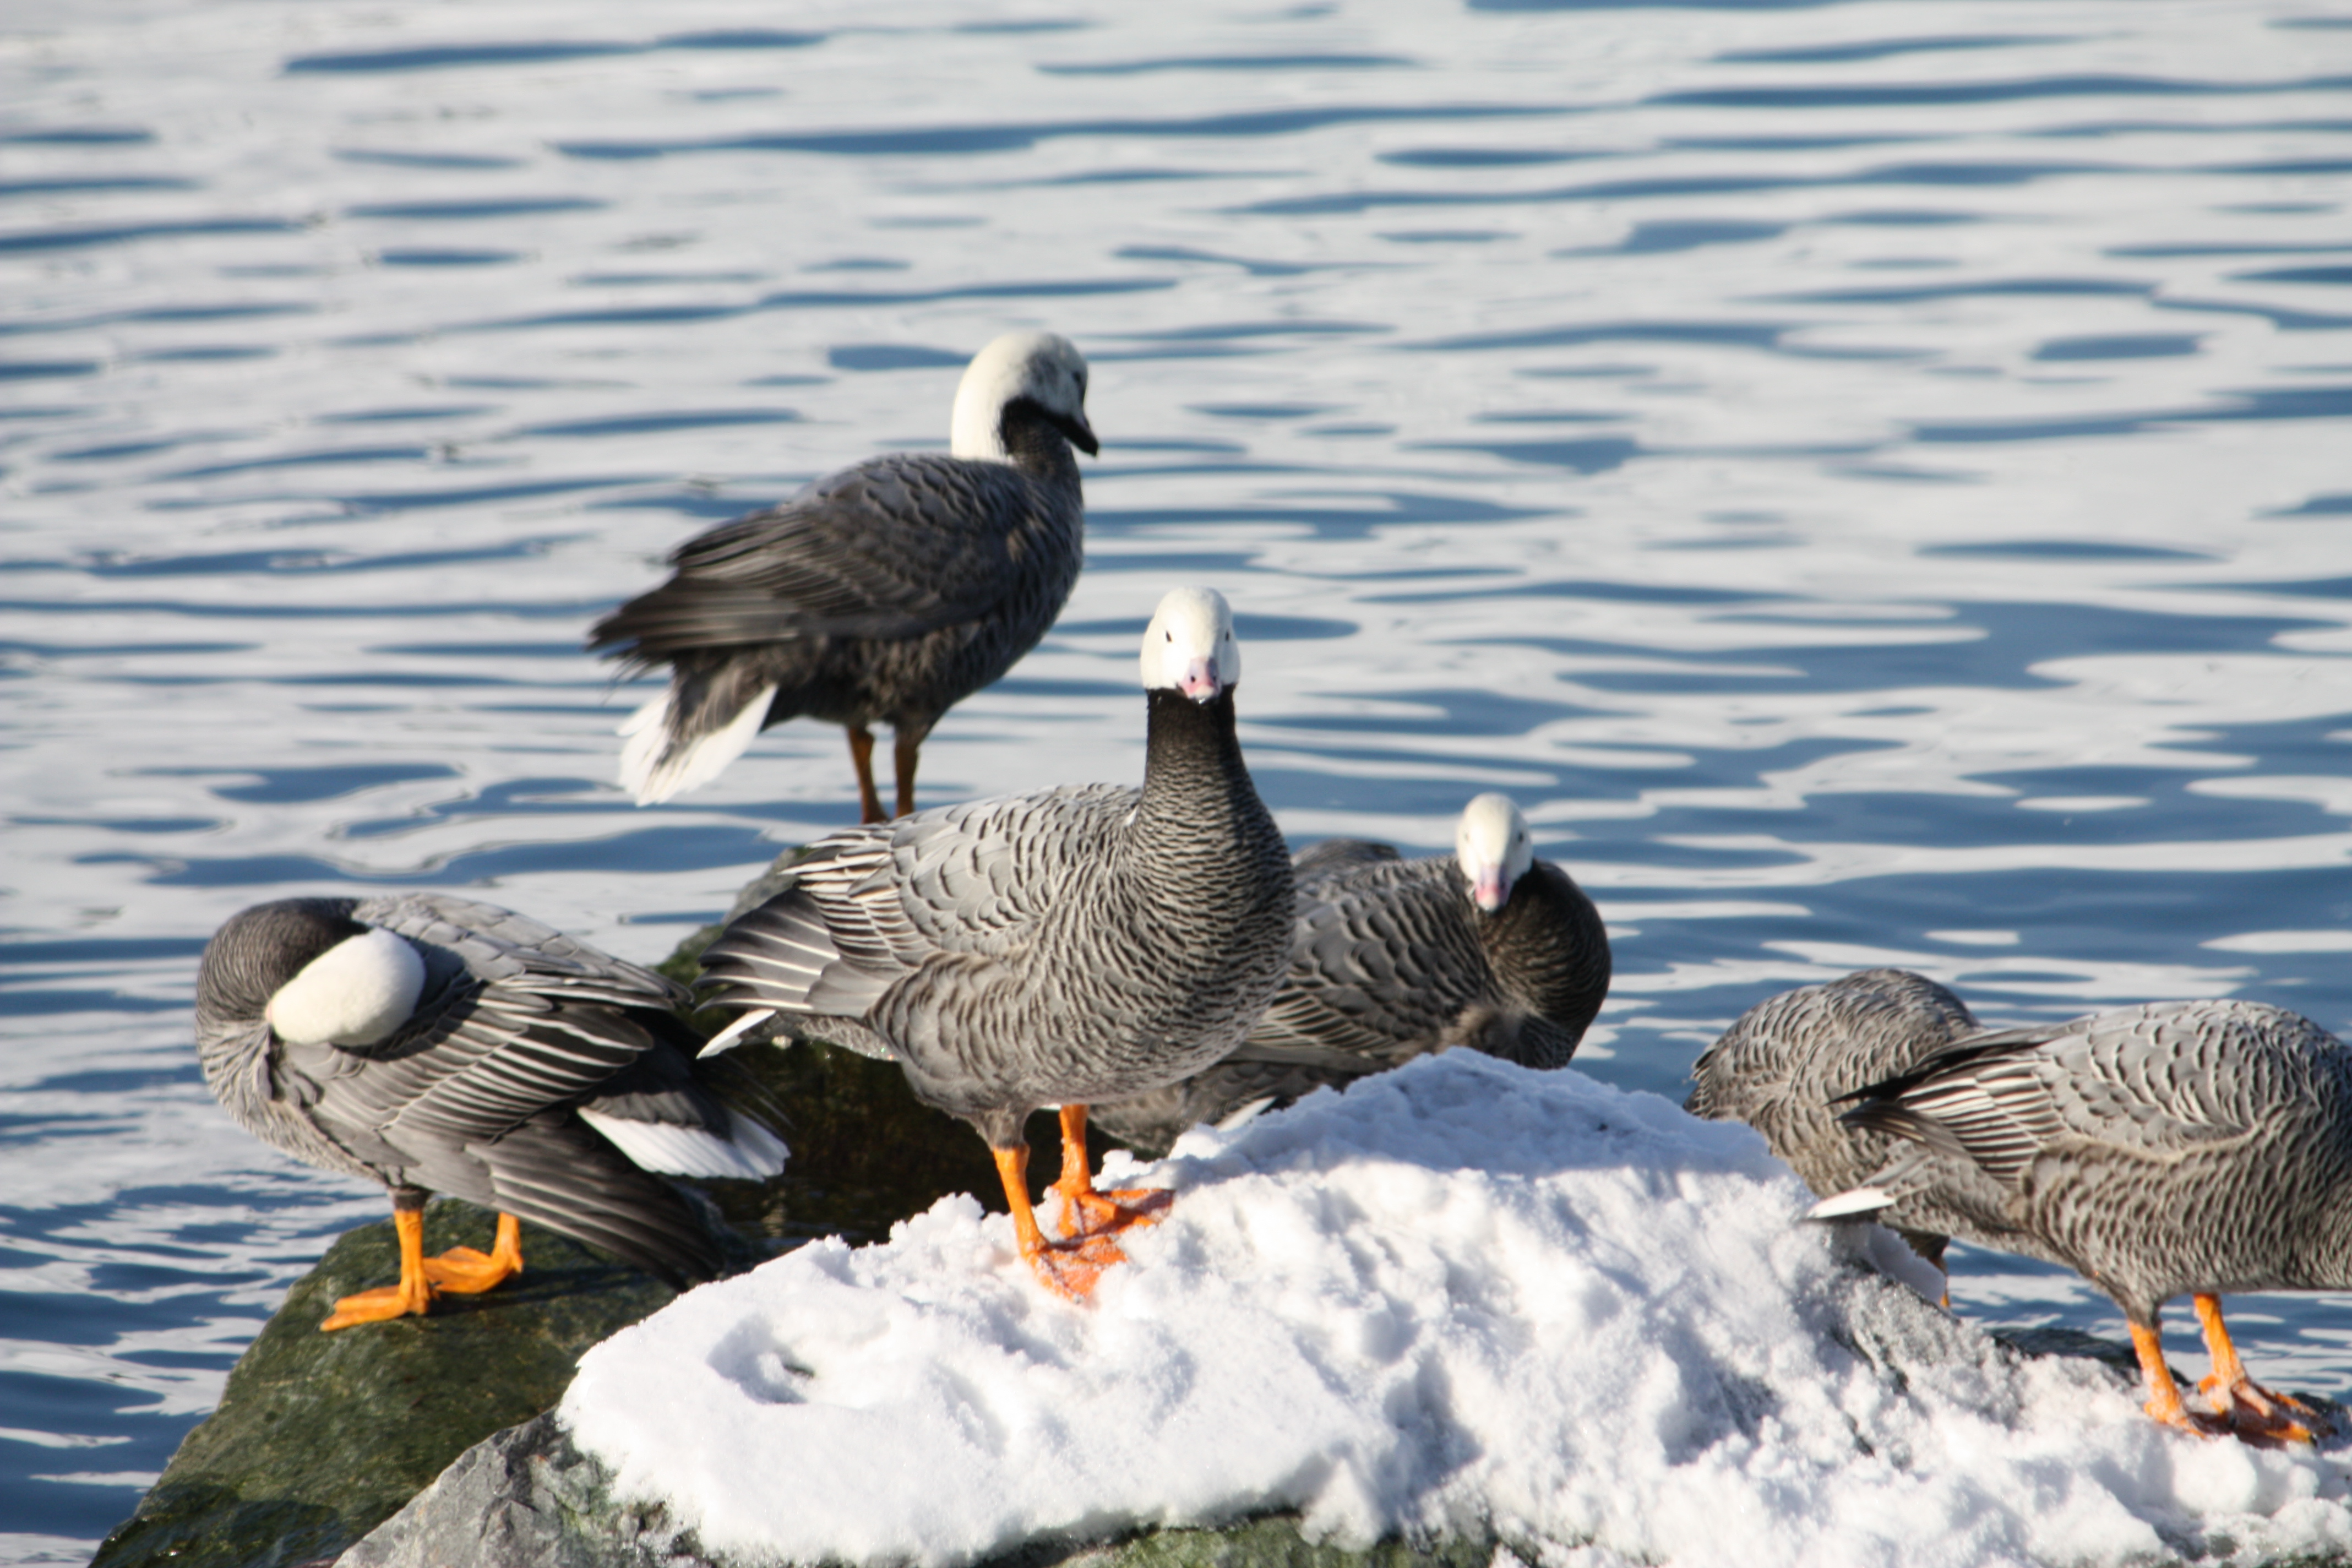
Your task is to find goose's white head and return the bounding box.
[949,330,1096,462]
[1141,586,1238,703]
[1457,792,1534,914]
[265,926,426,1047]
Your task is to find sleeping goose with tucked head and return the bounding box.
[1820,998,2352,1444]
[1092,791,1611,1155]
[196,894,786,1330]
[697,586,1294,1299]
[589,329,1096,819]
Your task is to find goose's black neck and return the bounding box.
[998,396,1090,483]
[1135,683,1276,847]
[1484,863,1613,1031]
[1141,683,1241,777]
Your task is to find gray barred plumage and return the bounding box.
[1092,798,1611,1156]
[196,892,786,1287]
[700,685,1294,1150]
[1685,968,1980,1267]
[589,331,1096,813]
[1827,999,2352,1324]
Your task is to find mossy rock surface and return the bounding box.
[91,1203,686,1568]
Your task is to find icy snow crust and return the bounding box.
[560,1055,2352,1567]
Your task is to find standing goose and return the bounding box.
[696,586,1293,1299]
[587,330,1096,819]
[1092,793,1611,1155]
[1685,968,1979,1269]
[1818,999,2351,1443]
[196,894,787,1330]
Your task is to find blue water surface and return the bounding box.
[3,0,2349,1558]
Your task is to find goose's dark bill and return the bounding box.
[590,329,1096,821]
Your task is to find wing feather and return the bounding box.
[589,455,1050,661]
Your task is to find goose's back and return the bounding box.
[1853,999,2352,1315]
[594,450,1084,729]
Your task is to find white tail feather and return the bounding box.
[699,1008,777,1058]
[1808,1186,1895,1222]
[619,683,778,805]
[1215,1096,1279,1133]
[578,1107,788,1180]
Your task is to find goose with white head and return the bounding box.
[195,894,787,1331]
[698,586,1293,1298]
[590,330,1096,818]
[1093,791,1611,1156]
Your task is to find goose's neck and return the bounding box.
[988,398,1086,485]
[1133,686,1275,856]
[1482,866,1609,1012]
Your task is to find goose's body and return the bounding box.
[590,331,1096,817]
[196,894,786,1329]
[1822,999,2352,1441]
[699,587,1293,1297]
[1685,968,1979,1267]
[1093,795,1611,1155]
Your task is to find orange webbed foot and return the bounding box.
[2190,1294,2333,1446]
[1022,1231,1134,1301]
[1045,1103,1172,1249]
[321,1205,439,1330]
[1050,1180,1173,1244]
[2201,1373,2333,1446]
[2142,1392,2230,1440]
[418,1213,524,1295]
[320,1275,435,1331]
[2130,1319,2230,1439]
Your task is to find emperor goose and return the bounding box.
[196,894,785,1330]
[1093,792,1610,1155]
[589,330,1096,818]
[697,586,1293,1298]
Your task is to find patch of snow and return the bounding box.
[560,1054,2352,1567]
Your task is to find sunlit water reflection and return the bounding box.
[5,0,2350,1556]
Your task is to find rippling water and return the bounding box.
[5,0,2350,1557]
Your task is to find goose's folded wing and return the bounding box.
[1247,869,1479,1068]
[320,984,657,1150]
[1844,1005,2275,1185]
[589,455,1049,658]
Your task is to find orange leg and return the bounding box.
[991,1142,1131,1300]
[846,726,886,824]
[1048,1105,1171,1243]
[322,1206,437,1331]
[2193,1293,2331,1444]
[2129,1319,2225,1438]
[421,1212,525,1295]
[892,732,922,820]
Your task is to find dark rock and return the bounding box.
[91,1203,689,1568]
[336,1409,1503,1568]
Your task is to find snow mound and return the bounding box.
[560,1054,2352,1568]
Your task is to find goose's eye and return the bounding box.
[1165,630,1173,641]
